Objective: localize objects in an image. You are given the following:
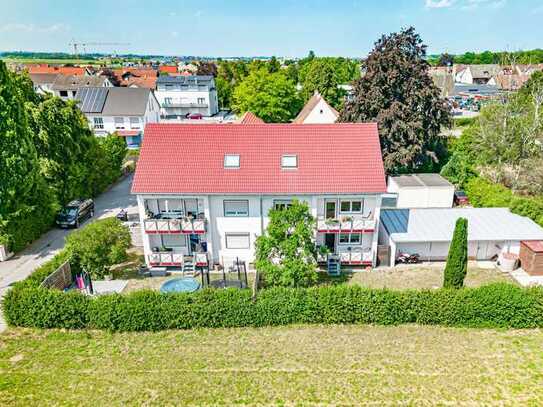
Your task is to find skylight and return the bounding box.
[281,154,297,169]
[224,154,240,168]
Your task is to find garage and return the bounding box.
[379,208,543,266]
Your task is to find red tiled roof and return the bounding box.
[132,123,386,195]
[159,65,178,73]
[237,111,265,124]
[26,64,86,76]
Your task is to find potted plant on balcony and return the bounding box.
[341,215,353,223]
[325,218,339,226]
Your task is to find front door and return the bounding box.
[325,233,336,253]
[325,201,336,219]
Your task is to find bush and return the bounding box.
[64,218,131,279]
[443,218,468,288]
[4,282,543,332]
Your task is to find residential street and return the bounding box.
[0,174,137,331]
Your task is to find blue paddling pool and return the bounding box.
[160,277,200,294]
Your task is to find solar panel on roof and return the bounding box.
[76,87,108,113]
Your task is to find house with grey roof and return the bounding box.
[51,74,112,100]
[29,73,59,94]
[456,64,502,85]
[75,87,160,148]
[155,75,219,119]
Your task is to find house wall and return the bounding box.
[137,193,383,268]
[301,99,338,124]
[155,83,219,118]
[387,180,453,209]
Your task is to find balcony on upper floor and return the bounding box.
[143,212,206,235]
[316,214,375,233]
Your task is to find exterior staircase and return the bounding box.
[182,256,195,275]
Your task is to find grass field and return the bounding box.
[1,325,542,405]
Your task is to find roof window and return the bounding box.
[224,154,240,168]
[281,154,298,169]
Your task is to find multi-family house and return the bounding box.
[155,75,219,119]
[131,123,387,270]
[75,87,160,148]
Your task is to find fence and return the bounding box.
[41,261,72,290]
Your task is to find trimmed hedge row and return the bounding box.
[4,283,543,331]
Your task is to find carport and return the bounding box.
[379,208,543,267]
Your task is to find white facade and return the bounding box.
[86,93,160,148]
[155,77,219,119]
[300,98,338,124]
[137,193,383,269]
[387,174,454,208]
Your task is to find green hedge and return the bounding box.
[4,283,543,331]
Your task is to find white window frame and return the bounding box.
[273,200,292,211]
[129,117,141,129]
[340,200,363,214]
[197,97,205,105]
[224,154,240,169]
[223,200,249,217]
[339,233,362,245]
[93,117,104,129]
[281,154,298,169]
[114,117,125,130]
[225,233,250,249]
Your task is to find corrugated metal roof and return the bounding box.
[381,209,409,235]
[383,208,543,243]
[390,173,452,188]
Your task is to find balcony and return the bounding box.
[161,102,208,108]
[147,252,208,267]
[317,215,375,233]
[144,217,206,234]
[317,248,373,265]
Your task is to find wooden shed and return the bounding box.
[519,241,543,276]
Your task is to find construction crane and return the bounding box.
[68,41,131,57]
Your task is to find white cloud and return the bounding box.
[425,0,454,8]
[0,23,70,33]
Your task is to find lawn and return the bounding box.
[1,325,542,405]
[346,264,514,290]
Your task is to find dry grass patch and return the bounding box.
[347,265,514,290]
[1,325,542,405]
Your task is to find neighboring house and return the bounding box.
[26,64,90,76]
[387,174,454,209]
[75,87,160,148]
[111,68,158,89]
[28,73,58,94]
[51,74,112,100]
[131,123,387,270]
[237,111,265,124]
[155,75,219,119]
[453,83,501,99]
[379,208,543,266]
[293,92,338,124]
[456,64,502,85]
[159,65,178,75]
[490,73,531,91]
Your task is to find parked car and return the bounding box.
[186,112,203,120]
[56,199,94,228]
[454,190,469,206]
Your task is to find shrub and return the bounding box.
[443,218,468,288]
[64,218,131,279]
[5,282,543,332]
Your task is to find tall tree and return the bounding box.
[196,61,218,77]
[443,218,468,289]
[268,56,280,73]
[438,53,454,67]
[301,59,342,108]
[232,68,302,123]
[255,200,317,287]
[339,27,451,173]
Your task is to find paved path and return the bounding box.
[0,174,137,332]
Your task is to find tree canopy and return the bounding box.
[232,68,302,123]
[255,200,318,287]
[339,27,451,173]
[300,59,343,109]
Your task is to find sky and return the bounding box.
[1,0,542,57]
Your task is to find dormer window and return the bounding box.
[281,154,297,169]
[224,154,240,169]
